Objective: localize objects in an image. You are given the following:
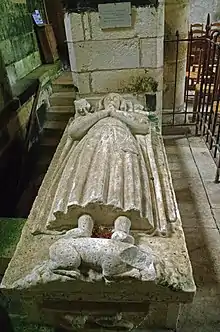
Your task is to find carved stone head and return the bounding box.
[98,93,128,111]
[74,99,92,117]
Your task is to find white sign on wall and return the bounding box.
[98,2,132,29]
[11,0,26,3]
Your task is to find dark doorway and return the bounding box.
[44,0,70,68]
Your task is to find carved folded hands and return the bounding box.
[69,94,150,141]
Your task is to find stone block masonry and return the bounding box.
[65,2,164,114]
[70,6,164,42]
[0,0,44,86]
[190,0,218,24]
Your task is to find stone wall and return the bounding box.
[190,0,218,24]
[3,62,60,153]
[0,0,44,87]
[65,2,164,125]
[0,62,60,216]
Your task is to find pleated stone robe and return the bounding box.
[45,112,156,232]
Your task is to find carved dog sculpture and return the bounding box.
[11,235,156,289]
[48,237,156,281]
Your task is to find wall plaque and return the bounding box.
[98,2,132,29]
[11,0,26,3]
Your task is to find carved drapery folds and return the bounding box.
[5,93,181,290]
[32,93,177,236]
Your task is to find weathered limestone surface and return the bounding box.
[65,3,164,128]
[20,94,176,234]
[0,0,43,86]
[190,0,218,24]
[163,0,190,114]
[1,94,195,329]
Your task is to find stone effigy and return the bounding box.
[1,94,195,331]
[31,93,177,236]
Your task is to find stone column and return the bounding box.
[163,0,190,122]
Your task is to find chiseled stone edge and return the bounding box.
[1,99,195,299]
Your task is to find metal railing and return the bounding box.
[194,31,220,182]
[164,14,220,182]
[163,32,198,128]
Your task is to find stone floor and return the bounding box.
[164,135,220,332]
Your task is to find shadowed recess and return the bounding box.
[62,0,159,13]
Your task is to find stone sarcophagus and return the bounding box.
[1,94,195,331]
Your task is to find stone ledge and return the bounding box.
[6,51,41,87]
[11,61,62,101]
[0,64,62,159]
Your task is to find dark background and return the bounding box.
[62,0,159,12]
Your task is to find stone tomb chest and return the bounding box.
[1,94,195,331]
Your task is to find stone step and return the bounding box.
[46,106,74,121]
[50,92,76,106]
[53,71,73,85]
[40,135,60,148]
[48,105,75,113]
[52,83,76,93]
[43,120,66,134]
